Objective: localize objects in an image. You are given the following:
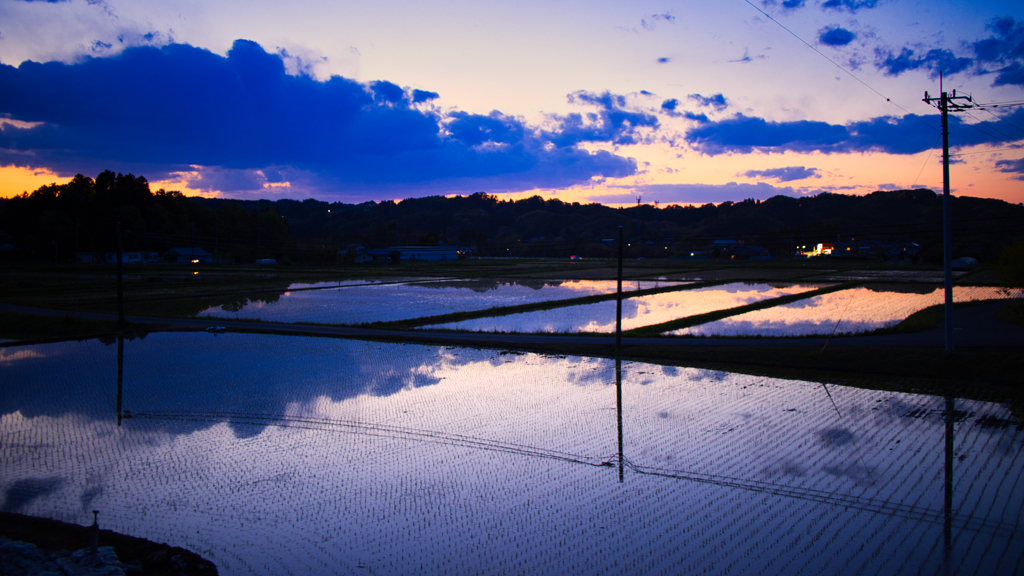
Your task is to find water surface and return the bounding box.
[196,279,684,325]
[426,282,826,333]
[675,285,1023,336]
[2,333,1019,575]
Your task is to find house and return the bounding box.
[339,244,374,264]
[389,246,462,261]
[164,247,213,263]
[104,251,143,264]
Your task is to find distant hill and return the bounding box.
[2,171,1022,263]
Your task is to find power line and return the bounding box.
[911,133,942,189]
[960,110,1024,147]
[950,145,1024,157]
[979,107,1024,137]
[741,0,937,132]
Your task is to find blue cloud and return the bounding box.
[742,166,820,182]
[641,13,675,32]
[996,158,1024,180]
[761,0,805,11]
[412,89,439,103]
[688,93,728,111]
[876,47,973,79]
[873,16,1024,86]
[544,90,659,147]
[446,111,524,146]
[657,57,671,64]
[822,0,878,13]
[684,109,1024,156]
[0,40,638,198]
[369,80,407,105]
[661,99,678,111]
[818,26,855,47]
[973,17,1024,86]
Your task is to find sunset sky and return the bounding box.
[1,0,1022,206]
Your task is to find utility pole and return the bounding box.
[116,221,125,327]
[616,226,623,356]
[923,72,973,353]
[636,196,642,243]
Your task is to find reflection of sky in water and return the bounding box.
[196,279,685,324]
[676,286,1024,336]
[1,334,1021,574]
[426,282,826,333]
[284,278,435,290]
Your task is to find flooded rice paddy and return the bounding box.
[425,282,827,333]
[675,285,1023,337]
[196,279,685,325]
[3,333,1020,575]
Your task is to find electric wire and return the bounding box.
[741,0,938,132]
[911,133,942,189]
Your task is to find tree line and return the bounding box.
[2,170,1022,263]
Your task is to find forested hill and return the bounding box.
[2,170,1022,263]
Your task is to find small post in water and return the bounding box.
[91,510,99,555]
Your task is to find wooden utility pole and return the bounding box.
[923,73,973,353]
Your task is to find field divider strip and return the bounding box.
[623,281,859,337]
[366,279,743,330]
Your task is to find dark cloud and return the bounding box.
[996,158,1024,180]
[589,182,799,205]
[661,98,678,111]
[818,25,855,47]
[657,57,671,63]
[973,17,1024,86]
[641,13,675,32]
[875,47,973,79]
[684,109,1024,156]
[822,0,878,13]
[761,0,805,11]
[543,90,659,147]
[411,89,439,103]
[684,111,710,122]
[873,16,1024,86]
[369,80,407,105]
[688,93,728,111]
[742,166,820,182]
[0,40,638,199]
[447,111,524,147]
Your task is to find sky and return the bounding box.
[1,0,1022,207]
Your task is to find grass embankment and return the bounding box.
[486,341,1024,397]
[996,302,1024,327]
[0,311,122,342]
[0,512,217,575]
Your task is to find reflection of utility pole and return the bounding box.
[116,334,123,427]
[944,396,955,563]
[924,73,973,353]
[616,357,624,483]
